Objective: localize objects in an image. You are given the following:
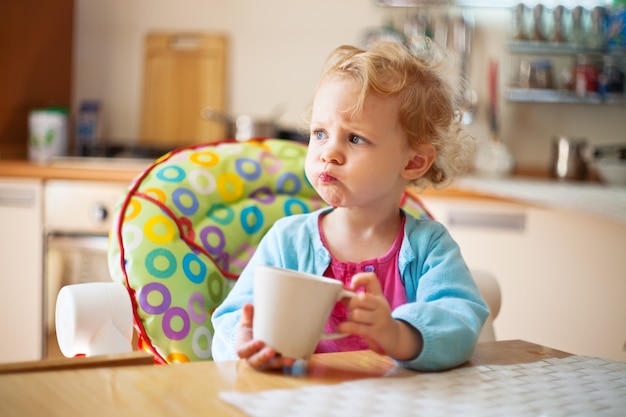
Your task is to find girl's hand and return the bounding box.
[235,303,295,370]
[338,272,423,361]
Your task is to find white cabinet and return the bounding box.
[0,178,44,363]
[420,195,626,362]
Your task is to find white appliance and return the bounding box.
[43,180,129,358]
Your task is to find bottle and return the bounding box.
[587,6,608,50]
[571,6,586,47]
[75,100,101,156]
[599,54,625,96]
[575,55,599,96]
[532,4,547,41]
[512,3,528,41]
[552,5,567,43]
[607,0,626,50]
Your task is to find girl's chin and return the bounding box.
[316,191,342,207]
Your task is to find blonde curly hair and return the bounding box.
[314,38,475,189]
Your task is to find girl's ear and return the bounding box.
[403,144,436,181]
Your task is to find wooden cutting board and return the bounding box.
[139,32,227,148]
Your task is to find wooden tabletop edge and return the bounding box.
[0,351,155,374]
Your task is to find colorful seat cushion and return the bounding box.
[108,139,325,363]
[108,138,432,364]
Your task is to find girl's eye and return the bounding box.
[313,130,328,141]
[349,135,366,145]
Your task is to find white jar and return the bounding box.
[28,107,68,163]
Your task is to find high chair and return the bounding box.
[56,138,501,363]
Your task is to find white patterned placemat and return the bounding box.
[219,355,626,417]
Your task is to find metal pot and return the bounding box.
[550,136,588,181]
[201,107,280,141]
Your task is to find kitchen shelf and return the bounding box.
[376,0,453,6]
[505,88,626,105]
[507,41,611,56]
[506,41,626,105]
[376,0,522,7]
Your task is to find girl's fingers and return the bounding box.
[236,303,255,348]
[236,339,265,359]
[349,272,383,295]
[241,303,254,328]
[237,303,295,370]
[247,347,295,370]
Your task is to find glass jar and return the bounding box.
[531,59,554,89]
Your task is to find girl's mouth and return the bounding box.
[319,172,336,183]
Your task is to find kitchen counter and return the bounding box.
[1,159,625,224]
[452,175,626,225]
[0,158,152,182]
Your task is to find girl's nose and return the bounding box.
[320,139,344,164]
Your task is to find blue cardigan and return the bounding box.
[211,208,489,371]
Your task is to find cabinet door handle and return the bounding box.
[89,203,108,223]
[447,210,526,231]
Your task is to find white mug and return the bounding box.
[253,265,355,359]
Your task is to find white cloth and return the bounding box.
[219,355,626,417]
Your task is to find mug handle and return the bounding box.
[319,289,355,341]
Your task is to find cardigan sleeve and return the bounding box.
[391,219,489,371]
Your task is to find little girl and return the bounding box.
[211,39,488,372]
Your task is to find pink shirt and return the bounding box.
[315,214,408,353]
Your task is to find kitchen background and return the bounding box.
[70,0,624,172]
[1,1,625,364]
[0,0,623,171]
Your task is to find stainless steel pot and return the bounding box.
[201,107,279,141]
[550,136,588,181]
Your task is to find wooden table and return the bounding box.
[0,340,570,416]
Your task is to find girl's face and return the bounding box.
[305,77,428,210]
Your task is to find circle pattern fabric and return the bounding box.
[108,139,324,363]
